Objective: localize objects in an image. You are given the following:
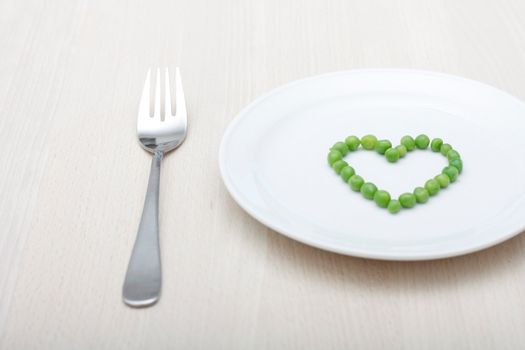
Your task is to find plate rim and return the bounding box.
[218,68,525,260]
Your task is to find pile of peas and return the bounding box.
[327,134,463,214]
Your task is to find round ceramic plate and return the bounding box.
[219,69,525,260]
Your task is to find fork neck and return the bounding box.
[154,149,164,162]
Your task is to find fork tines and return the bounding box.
[139,67,186,122]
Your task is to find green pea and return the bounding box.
[327,150,342,166]
[373,190,391,208]
[361,135,378,150]
[330,141,349,156]
[431,138,443,152]
[424,179,440,196]
[400,135,416,151]
[447,150,461,161]
[345,136,361,151]
[440,143,452,156]
[413,187,429,204]
[396,145,407,158]
[388,200,402,214]
[360,182,378,200]
[385,147,400,163]
[450,158,463,173]
[332,160,348,174]
[442,166,459,182]
[348,175,364,191]
[415,134,430,149]
[375,140,392,155]
[399,193,416,208]
[435,174,450,188]
[340,166,355,182]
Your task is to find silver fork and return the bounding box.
[123,68,187,307]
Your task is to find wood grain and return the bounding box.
[2,0,525,348]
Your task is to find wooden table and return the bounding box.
[2,0,525,348]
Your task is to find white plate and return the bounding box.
[219,69,525,260]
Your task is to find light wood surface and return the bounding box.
[2,0,525,348]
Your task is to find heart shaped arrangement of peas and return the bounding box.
[327,134,463,214]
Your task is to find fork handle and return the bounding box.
[123,150,163,307]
